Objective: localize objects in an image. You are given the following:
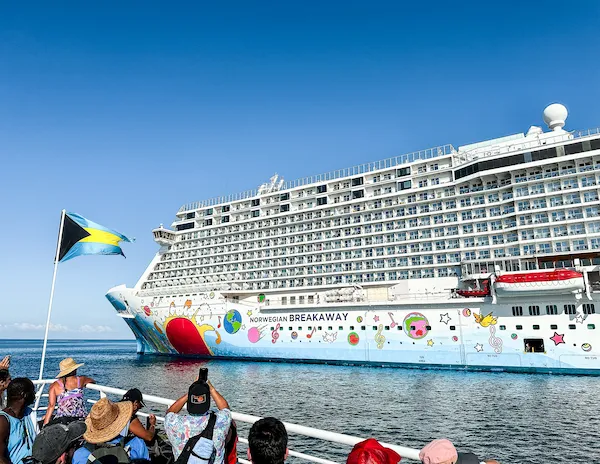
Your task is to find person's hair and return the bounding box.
[0,369,9,383]
[61,370,77,380]
[7,377,35,403]
[248,417,287,464]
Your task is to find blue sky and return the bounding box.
[1,1,599,339]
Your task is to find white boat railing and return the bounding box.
[32,380,422,463]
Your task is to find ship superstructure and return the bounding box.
[107,104,600,374]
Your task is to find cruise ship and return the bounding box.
[107,104,600,374]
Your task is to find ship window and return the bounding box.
[317,197,328,206]
[280,193,290,201]
[551,324,558,330]
[298,327,303,331]
[280,204,290,212]
[280,326,283,331]
[583,304,596,314]
[425,325,432,330]
[328,326,333,330]
[186,212,195,219]
[499,325,506,330]
[396,167,410,177]
[339,326,343,330]
[251,210,260,218]
[308,326,312,330]
[588,324,596,329]
[564,304,576,315]
[203,219,212,227]
[516,325,523,330]
[361,326,366,331]
[528,305,540,316]
[317,185,327,193]
[385,326,390,331]
[318,326,322,331]
[512,306,523,316]
[569,324,576,329]
[398,180,412,190]
[221,216,230,223]
[222,205,230,213]
[373,326,378,330]
[288,327,292,331]
[524,338,545,353]
[449,326,456,331]
[533,325,540,330]
[351,177,364,186]
[251,199,260,207]
[410,325,415,331]
[352,190,365,199]
[546,305,558,315]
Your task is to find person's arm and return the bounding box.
[167,393,188,414]
[0,415,10,464]
[43,383,57,425]
[81,376,95,387]
[484,460,500,464]
[129,416,156,441]
[208,381,229,410]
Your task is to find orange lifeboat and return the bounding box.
[495,269,584,295]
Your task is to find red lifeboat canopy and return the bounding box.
[496,269,583,284]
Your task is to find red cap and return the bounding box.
[347,439,402,464]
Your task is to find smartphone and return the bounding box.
[198,367,208,382]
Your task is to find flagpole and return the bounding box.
[38,209,66,381]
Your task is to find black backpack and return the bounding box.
[175,413,217,464]
[85,436,136,464]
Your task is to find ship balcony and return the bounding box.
[153,225,176,246]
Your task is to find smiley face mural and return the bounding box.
[403,312,430,340]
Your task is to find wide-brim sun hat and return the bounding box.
[84,397,133,444]
[56,357,84,378]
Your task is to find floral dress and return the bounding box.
[55,377,87,419]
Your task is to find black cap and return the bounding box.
[122,388,145,407]
[456,452,481,464]
[32,422,87,464]
[187,381,210,415]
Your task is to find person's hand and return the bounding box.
[0,356,10,369]
[148,414,157,427]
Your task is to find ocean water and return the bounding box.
[1,339,598,464]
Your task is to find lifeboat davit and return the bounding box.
[456,280,490,298]
[495,269,585,295]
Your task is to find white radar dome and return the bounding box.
[543,103,568,131]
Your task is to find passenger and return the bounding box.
[419,439,499,464]
[164,379,231,464]
[0,378,38,464]
[31,421,86,464]
[247,418,288,464]
[346,439,401,464]
[71,398,149,464]
[43,359,95,426]
[121,389,156,442]
[0,357,11,410]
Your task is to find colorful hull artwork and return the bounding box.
[106,286,600,375]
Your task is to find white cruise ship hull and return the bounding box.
[106,286,600,375]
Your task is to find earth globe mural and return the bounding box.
[223,309,243,334]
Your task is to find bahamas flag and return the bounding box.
[58,212,133,262]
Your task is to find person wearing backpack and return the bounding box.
[164,372,231,464]
[71,398,149,464]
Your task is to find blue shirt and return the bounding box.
[72,436,149,464]
[0,408,37,464]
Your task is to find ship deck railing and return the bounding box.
[31,380,422,463]
[178,144,456,212]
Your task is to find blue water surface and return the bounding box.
[0,339,598,464]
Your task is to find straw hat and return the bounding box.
[84,398,133,444]
[56,358,84,378]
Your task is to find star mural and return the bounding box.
[575,313,585,324]
[427,339,434,347]
[474,343,484,352]
[440,313,451,325]
[550,332,565,346]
